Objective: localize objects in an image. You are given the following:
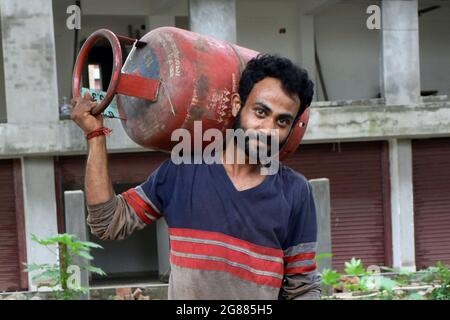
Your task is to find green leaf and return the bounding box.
[76,250,94,260]
[78,287,90,294]
[378,277,397,291]
[32,269,60,282]
[24,263,49,273]
[24,263,60,274]
[344,257,366,276]
[83,265,107,276]
[398,268,413,276]
[321,268,341,286]
[58,233,78,246]
[79,241,104,250]
[31,233,64,246]
[31,233,56,246]
[26,232,108,299]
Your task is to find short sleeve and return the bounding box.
[121,159,175,225]
[282,180,318,275]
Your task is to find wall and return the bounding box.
[235,0,382,101]
[236,0,300,62]
[53,0,77,106]
[237,0,450,101]
[51,0,450,104]
[419,4,450,97]
[314,1,381,100]
[0,13,7,123]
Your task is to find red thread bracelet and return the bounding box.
[86,127,112,140]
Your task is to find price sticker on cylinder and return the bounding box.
[80,87,120,119]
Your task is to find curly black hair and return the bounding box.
[238,54,314,120]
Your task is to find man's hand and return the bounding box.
[71,92,113,205]
[71,92,103,134]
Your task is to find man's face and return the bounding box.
[232,77,301,160]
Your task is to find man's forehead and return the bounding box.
[249,78,300,111]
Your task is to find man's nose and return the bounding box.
[258,124,278,142]
[259,117,278,131]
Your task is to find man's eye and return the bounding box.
[278,119,290,127]
[255,108,266,116]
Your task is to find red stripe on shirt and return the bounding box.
[284,251,316,264]
[122,191,152,224]
[170,239,284,276]
[122,188,160,224]
[171,252,283,288]
[284,263,317,275]
[169,228,283,258]
[128,189,161,219]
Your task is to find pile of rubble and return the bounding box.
[0,292,42,300]
[114,287,154,300]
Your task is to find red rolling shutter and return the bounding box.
[283,141,391,271]
[412,138,450,270]
[0,160,24,291]
[56,152,169,188]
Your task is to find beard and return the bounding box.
[231,109,286,163]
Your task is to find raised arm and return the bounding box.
[71,92,114,205]
[70,93,147,240]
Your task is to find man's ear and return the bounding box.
[231,93,242,117]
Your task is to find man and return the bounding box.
[71,54,321,300]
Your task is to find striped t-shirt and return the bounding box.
[118,159,320,300]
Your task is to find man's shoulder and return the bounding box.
[156,158,209,177]
[278,163,310,189]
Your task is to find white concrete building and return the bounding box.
[0,0,449,291]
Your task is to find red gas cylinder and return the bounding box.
[72,27,310,160]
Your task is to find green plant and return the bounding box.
[320,257,404,298]
[319,257,450,300]
[392,269,413,285]
[424,261,450,300]
[321,268,341,287]
[344,257,367,276]
[24,233,106,300]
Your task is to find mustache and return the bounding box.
[233,110,287,150]
[245,131,274,147]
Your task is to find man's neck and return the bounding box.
[221,142,260,179]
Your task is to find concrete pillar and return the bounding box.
[0,0,60,123]
[309,178,332,273]
[21,158,59,291]
[189,0,236,43]
[64,191,90,299]
[380,0,421,106]
[0,26,6,123]
[0,0,60,290]
[380,0,419,271]
[310,178,332,296]
[389,139,416,271]
[299,15,318,101]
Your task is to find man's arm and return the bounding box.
[71,92,113,205]
[85,132,114,205]
[70,93,151,240]
[86,194,146,240]
[280,259,322,300]
[280,179,322,300]
[286,273,322,300]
